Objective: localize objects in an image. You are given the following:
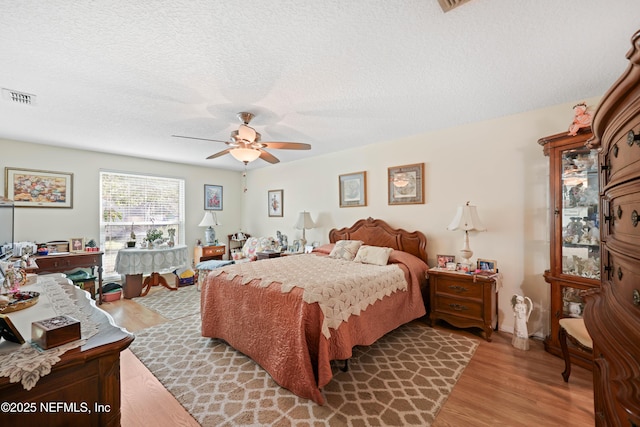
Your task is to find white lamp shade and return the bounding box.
[198,211,220,227]
[447,202,486,232]
[295,211,315,230]
[230,148,261,163]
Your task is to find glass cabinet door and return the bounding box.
[560,147,600,279]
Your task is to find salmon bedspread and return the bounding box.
[200,248,428,404]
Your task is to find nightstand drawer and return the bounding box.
[435,277,483,299]
[435,295,483,320]
[202,246,225,257]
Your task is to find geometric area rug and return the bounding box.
[130,289,479,426]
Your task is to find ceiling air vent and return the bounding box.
[2,88,36,105]
[437,0,473,13]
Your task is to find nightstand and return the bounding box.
[194,245,226,263]
[428,268,498,342]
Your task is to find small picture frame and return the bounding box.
[268,189,283,217]
[477,258,497,272]
[339,171,367,208]
[204,184,223,211]
[436,254,455,268]
[70,237,84,252]
[0,313,25,344]
[388,163,425,205]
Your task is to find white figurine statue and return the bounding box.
[511,294,533,350]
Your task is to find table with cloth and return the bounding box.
[115,244,189,297]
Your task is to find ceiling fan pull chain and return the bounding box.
[243,166,248,193]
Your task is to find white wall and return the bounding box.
[0,140,243,262]
[243,96,601,338]
[0,96,601,338]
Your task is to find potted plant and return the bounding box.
[145,228,163,248]
[126,223,137,248]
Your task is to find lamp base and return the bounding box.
[459,231,473,266]
[204,227,216,246]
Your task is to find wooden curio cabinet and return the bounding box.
[538,128,599,369]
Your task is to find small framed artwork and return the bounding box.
[388,163,424,205]
[70,237,85,252]
[436,254,455,268]
[477,258,497,272]
[268,189,283,217]
[5,167,73,208]
[204,185,223,211]
[339,171,367,208]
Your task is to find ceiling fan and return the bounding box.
[172,112,311,164]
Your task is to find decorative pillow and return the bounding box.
[328,240,363,261]
[241,237,278,260]
[354,245,393,266]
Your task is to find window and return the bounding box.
[100,171,185,277]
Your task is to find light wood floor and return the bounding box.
[101,290,594,427]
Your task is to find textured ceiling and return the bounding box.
[1,1,638,171]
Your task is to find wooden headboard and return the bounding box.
[328,217,428,263]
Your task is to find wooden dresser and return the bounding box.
[584,29,640,427]
[0,275,134,426]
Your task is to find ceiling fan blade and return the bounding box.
[259,149,280,164]
[261,142,311,150]
[206,148,232,159]
[172,134,229,143]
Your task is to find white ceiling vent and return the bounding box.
[2,88,36,105]
[437,0,473,13]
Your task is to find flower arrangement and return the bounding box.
[146,228,163,243]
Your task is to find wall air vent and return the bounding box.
[437,0,473,13]
[2,88,36,105]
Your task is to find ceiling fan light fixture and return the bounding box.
[238,124,256,142]
[230,147,261,163]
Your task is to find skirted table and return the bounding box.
[114,244,188,298]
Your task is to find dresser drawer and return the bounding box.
[603,249,640,314]
[435,277,483,299]
[603,180,640,245]
[602,115,640,188]
[435,295,483,320]
[202,246,225,257]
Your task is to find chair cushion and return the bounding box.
[559,317,593,349]
[195,260,234,270]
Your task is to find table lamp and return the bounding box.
[294,211,315,248]
[447,201,486,265]
[198,212,220,245]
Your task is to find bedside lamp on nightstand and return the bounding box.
[447,201,486,265]
[294,211,315,248]
[199,211,220,245]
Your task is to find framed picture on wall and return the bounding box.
[388,163,424,205]
[204,184,223,211]
[5,167,73,208]
[268,189,283,217]
[339,171,367,207]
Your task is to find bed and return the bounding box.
[200,218,429,404]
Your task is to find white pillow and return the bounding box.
[328,240,363,261]
[354,245,393,266]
